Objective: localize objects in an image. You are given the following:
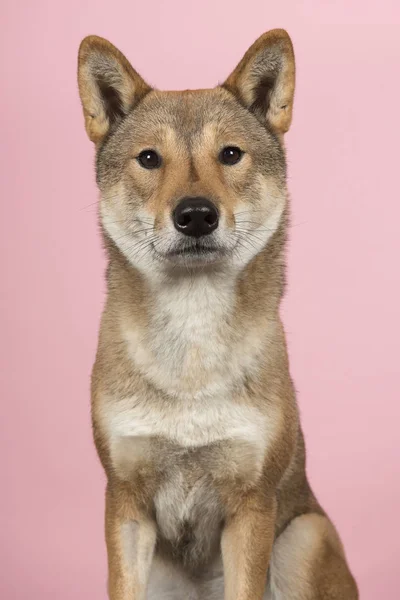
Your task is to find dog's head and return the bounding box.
[78,30,295,274]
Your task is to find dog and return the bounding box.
[77,29,358,599]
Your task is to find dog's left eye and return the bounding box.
[219,146,244,166]
[137,150,162,169]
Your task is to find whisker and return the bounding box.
[111,228,156,245]
[235,223,275,232]
[234,237,260,255]
[124,236,159,260]
[235,218,307,230]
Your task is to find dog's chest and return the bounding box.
[106,277,270,568]
[108,397,268,566]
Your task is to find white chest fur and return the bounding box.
[109,392,267,449]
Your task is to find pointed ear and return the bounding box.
[77,36,151,144]
[223,29,295,135]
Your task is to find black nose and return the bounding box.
[173,197,219,238]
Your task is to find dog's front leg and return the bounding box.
[105,485,156,600]
[221,493,276,600]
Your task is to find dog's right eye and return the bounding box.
[137,150,162,169]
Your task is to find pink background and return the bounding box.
[1,1,399,598]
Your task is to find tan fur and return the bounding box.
[78,29,358,599]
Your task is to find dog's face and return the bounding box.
[78,31,295,274]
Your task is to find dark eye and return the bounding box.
[219,146,244,166]
[137,149,162,169]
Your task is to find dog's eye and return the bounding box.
[137,150,162,169]
[219,146,243,166]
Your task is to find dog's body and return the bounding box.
[78,30,358,599]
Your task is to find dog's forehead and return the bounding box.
[129,88,256,142]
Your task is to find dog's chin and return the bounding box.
[155,243,228,268]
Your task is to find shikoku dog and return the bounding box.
[78,29,358,600]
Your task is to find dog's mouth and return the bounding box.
[168,244,220,257]
[153,239,226,265]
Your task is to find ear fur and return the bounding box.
[223,29,295,134]
[77,35,151,144]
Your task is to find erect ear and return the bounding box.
[78,35,151,144]
[223,29,295,135]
